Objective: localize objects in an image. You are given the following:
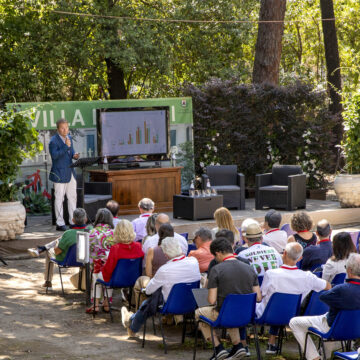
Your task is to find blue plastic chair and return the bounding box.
[331,273,346,286]
[180,232,189,241]
[310,263,324,272]
[187,243,197,255]
[193,293,260,360]
[304,309,360,359]
[47,243,83,295]
[303,291,329,316]
[255,292,302,355]
[142,281,200,353]
[281,223,296,238]
[95,257,142,321]
[333,351,359,359]
[348,231,360,251]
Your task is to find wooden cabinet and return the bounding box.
[89,167,182,215]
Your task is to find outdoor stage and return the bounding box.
[1,198,360,259]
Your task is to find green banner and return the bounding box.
[7,97,193,130]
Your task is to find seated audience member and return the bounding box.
[262,210,288,253]
[106,200,121,227]
[322,231,356,282]
[196,237,261,359]
[290,253,360,360]
[132,198,155,242]
[121,237,200,336]
[142,213,158,245]
[86,219,144,314]
[212,207,241,243]
[133,224,175,310]
[235,218,261,253]
[238,223,283,276]
[28,208,89,289]
[89,208,115,274]
[301,219,333,271]
[288,211,317,249]
[208,229,250,276]
[188,228,213,273]
[142,213,188,256]
[257,242,331,354]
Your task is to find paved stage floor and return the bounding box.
[1,198,360,259]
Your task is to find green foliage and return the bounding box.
[185,79,337,188]
[341,92,360,174]
[0,109,43,201]
[176,141,195,190]
[23,191,51,214]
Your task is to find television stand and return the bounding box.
[89,167,182,215]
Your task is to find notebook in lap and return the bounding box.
[192,288,210,308]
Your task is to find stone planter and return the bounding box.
[334,174,360,208]
[0,201,26,241]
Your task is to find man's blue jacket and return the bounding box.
[49,133,76,183]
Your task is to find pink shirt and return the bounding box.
[132,213,151,242]
[188,241,214,273]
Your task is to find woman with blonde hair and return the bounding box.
[86,219,144,314]
[287,211,317,249]
[212,207,240,243]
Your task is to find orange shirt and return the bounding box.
[188,241,214,273]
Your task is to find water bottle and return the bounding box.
[103,155,109,171]
[206,178,211,196]
[189,180,195,197]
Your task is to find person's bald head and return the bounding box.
[316,219,331,239]
[155,213,170,232]
[283,242,303,265]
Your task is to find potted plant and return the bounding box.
[0,108,43,240]
[334,92,360,207]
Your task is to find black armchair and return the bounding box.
[201,165,245,210]
[255,165,306,211]
[51,182,113,225]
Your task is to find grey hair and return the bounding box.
[160,237,183,259]
[346,253,360,277]
[285,242,303,261]
[194,227,212,241]
[73,208,87,225]
[56,118,68,128]
[94,208,114,228]
[138,198,155,211]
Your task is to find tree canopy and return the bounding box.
[0,0,359,102]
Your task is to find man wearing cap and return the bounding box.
[262,210,288,254]
[131,198,155,242]
[238,223,283,276]
[257,242,331,354]
[301,219,333,271]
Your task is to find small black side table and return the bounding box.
[173,194,223,221]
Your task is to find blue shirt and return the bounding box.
[301,240,333,271]
[319,278,360,326]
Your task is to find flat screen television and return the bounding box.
[96,107,170,160]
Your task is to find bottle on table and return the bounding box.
[103,155,109,171]
[189,180,195,197]
[206,178,212,196]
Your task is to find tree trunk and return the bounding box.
[320,0,343,144]
[105,58,127,99]
[253,0,287,85]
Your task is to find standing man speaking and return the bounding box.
[49,119,80,231]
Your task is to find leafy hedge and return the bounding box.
[184,79,337,188]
